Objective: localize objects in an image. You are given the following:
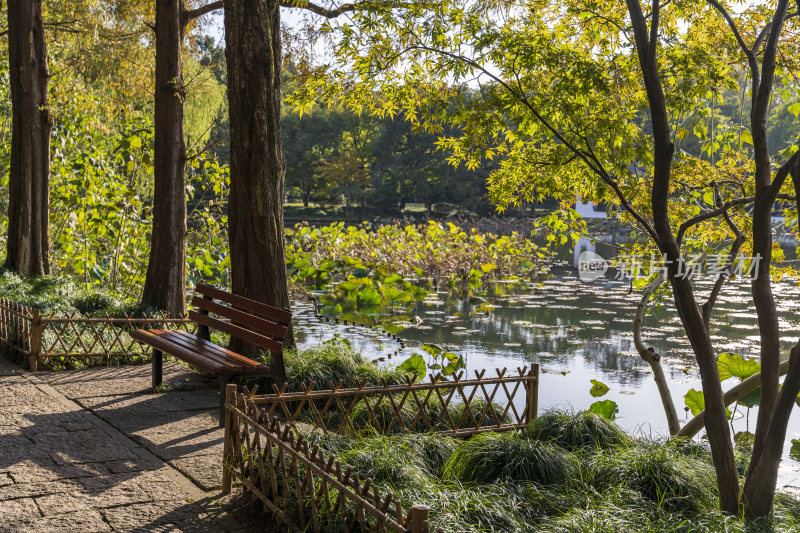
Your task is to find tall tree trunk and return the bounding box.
[6,0,51,276]
[140,0,187,316]
[625,0,740,513]
[225,0,295,368]
[740,0,791,516]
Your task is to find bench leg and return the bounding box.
[219,374,231,427]
[152,349,163,390]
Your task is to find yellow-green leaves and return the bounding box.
[716,353,760,381]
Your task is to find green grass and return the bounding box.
[282,339,409,390]
[297,410,800,533]
[443,432,579,485]
[0,269,153,316]
[524,409,630,451]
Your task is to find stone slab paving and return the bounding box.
[0,357,263,532]
[45,361,225,492]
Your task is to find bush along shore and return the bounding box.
[257,344,800,533]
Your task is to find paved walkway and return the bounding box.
[0,356,260,532]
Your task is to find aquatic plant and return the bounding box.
[286,221,551,315]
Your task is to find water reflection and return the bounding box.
[293,238,800,492]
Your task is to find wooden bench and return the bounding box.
[131,283,291,424]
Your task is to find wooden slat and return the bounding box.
[130,329,229,374]
[188,311,284,353]
[195,284,292,324]
[159,331,250,371]
[167,330,268,370]
[191,296,287,340]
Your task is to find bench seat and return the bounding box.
[129,329,270,374]
[130,284,291,424]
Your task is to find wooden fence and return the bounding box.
[222,367,539,531]
[252,365,539,438]
[223,385,439,533]
[0,297,193,371]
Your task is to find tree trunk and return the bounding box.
[740,2,790,514]
[6,0,51,277]
[742,344,800,517]
[624,0,740,513]
[224,0,294,370]
[140,0,187,316]
[302,190,311,207]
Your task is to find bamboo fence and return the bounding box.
[223,385,440,533]
[0,297,194,370]
[251,365,539,438]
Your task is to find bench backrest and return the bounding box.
[189,284,291,354]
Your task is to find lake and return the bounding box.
[293,236,800,493]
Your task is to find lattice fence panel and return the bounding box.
[39,314,196,360]
[224,390,435,533]
[0,298,33,356]
[251,366,539,438]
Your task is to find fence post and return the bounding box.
[29,309,43,372]
[406,504,429,533]
[525,363,539,423]
[222,383,237,494]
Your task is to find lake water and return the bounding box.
[293,237,800,493]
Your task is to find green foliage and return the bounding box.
[0,270,137,316]
[443,432,578,485]
[397,353,427,379]
[684,389,705,417]
[287,221,551,320]
[282,337,409,391]
[301,408,800,531]
[717,353,761,381]
[587,443,718,514]
[524,410,629,451]
[588,400,619,421]
[589,379,610,398]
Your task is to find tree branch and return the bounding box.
[634,271,681,435]
[676,196,754,245]
[768,148,800,197]
[183,1,224,22]
[676,358,793,438]
[702,185,744,329]
[281,0,357,17]
[706,0,760,104]
[182,0,359,23]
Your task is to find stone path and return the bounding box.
[0,356,261,532]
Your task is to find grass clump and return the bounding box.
[0,270,146,316]
[524,409,629,451]
[443,431,578,485]
[336,435,434,492]
[586,441,717,514]
[283,338,409,390]
[262,399,800,532]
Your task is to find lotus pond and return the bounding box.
[291,232,800,494]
